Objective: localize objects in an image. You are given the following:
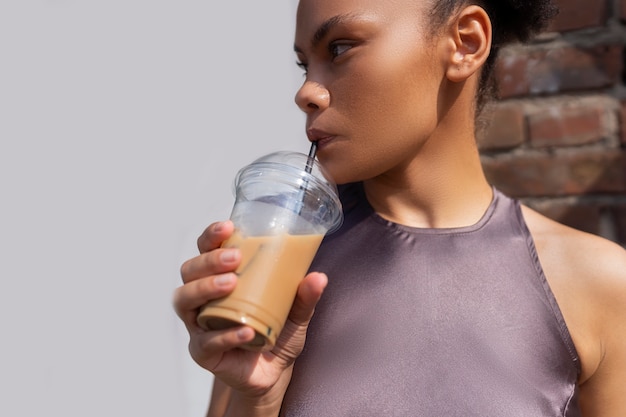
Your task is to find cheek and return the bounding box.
[322,49,442,182]
[343,54,440,130]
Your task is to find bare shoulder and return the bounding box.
[520,204,626,327]
[521,205,626,416]
[520,205,626,284]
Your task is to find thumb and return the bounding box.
[271,272,327,360]
[288,272,328,327]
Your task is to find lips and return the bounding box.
[306,127,336,148]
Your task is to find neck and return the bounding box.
[363,100,493,229]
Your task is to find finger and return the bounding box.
[287,272,328,327]
[180,245,241,283]
[173,273,238,330]
[272,272,327,359]
[192,326,256,364]
[197,220,235,253]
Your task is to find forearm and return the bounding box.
[207,379,232,417]
[223,394,283,417]
[211,368,293,417]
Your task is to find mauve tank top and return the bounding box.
[281,183,581,416]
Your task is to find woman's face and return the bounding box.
[294,0,448,184]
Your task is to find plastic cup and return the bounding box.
[196,151,343,351]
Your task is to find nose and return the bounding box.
[294,80,330,113]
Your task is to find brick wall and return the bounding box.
[479,0,626,246]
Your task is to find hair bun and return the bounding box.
[485,0,559,46]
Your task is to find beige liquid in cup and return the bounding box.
[197,230,324,350]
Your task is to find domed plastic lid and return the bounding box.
[233,151,343,234]
[248,151,335,186]
[236,151,338,197]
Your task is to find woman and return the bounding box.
[174,0,626,415]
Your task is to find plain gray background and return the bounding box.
[0,2,304,416]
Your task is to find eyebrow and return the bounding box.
[294,12,363,53]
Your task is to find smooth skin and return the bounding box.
[173,0,626,415]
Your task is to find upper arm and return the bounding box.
[522,205,626,415]
[206,378,233,417]
[578,243,626,417]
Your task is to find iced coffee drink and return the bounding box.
[197,151,342,351]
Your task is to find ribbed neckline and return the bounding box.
[353,184,500,236]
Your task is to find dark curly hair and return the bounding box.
[429,0,559,111]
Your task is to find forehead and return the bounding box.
[295,0,427,40]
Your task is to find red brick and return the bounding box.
[548,0,608,32]
[481,149,626,197]
[496,45,623,98]
[620,101,626,146]
[613,205,626,244]
[528,101,607,148]
[496,49,530,98]
[478,104,526,151]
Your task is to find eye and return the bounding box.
[329,42,353,59]
[296,60,308,75]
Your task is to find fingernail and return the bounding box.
[237,327,254,341]
[214,273,235,287]
[220,249,238,263]
[214,222,224,233]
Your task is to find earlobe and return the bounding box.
[445,5,492,83]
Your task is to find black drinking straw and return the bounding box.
[305,141,317,174]
[296,141,318,214]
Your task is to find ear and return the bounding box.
[444,5,492,83]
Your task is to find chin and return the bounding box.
[321,154,372,185]
[318,147,380,186]
[324,165,365,186]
